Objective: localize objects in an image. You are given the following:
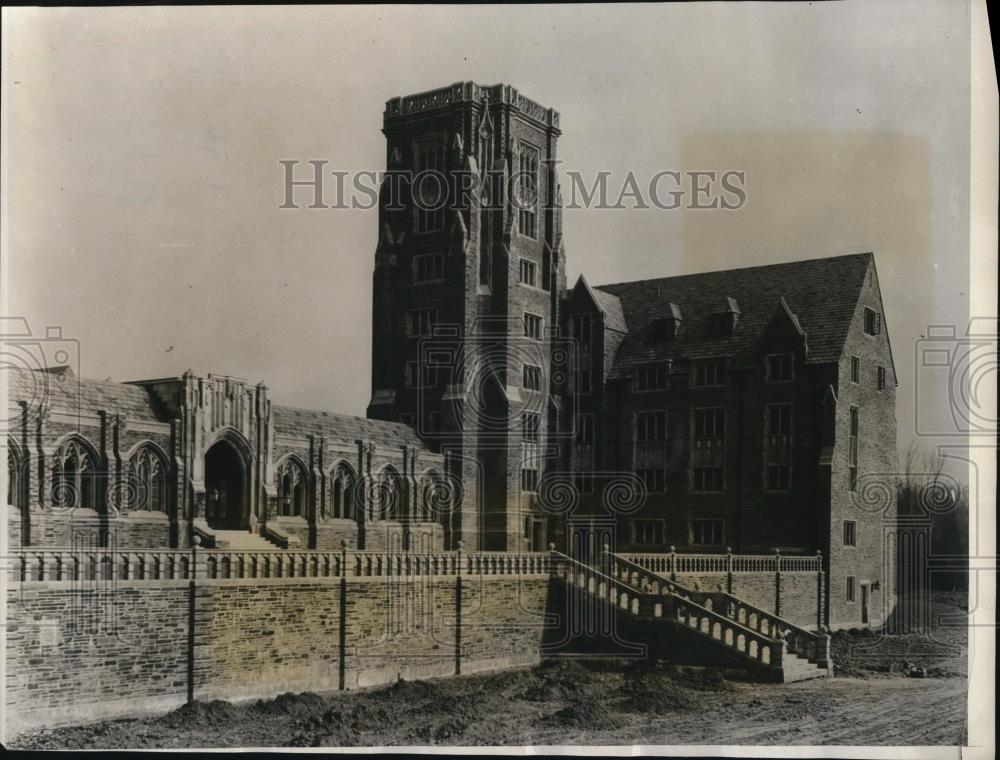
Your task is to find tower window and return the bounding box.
[413,253,445,282]
[523,313,543,340]
[851,356,861,383]
[765,353,794,383]
[517,144,539,239]
[522,412,540,443]
[849,406,859,491]
[846,576,856,602]
[877,365,886,391]
[519,259,537,287]
[864,308,882,335]
[414,137,446,233]
[575,414,595,447]
[406,308,437,337]
[576,369,593,396]
[523,364,542,391]
[520,466,539,493]
[843,520,857,547]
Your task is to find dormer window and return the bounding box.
[711,297,741,337]
[653,303,682,341]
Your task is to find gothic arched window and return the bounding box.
[7,443,22,510]
[375,466,403,522]
[329,463,356,521]
[418,469,447,523]
[51,438,99,511]
[275,457,308,518]
[127,446,168,512]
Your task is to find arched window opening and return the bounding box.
[52,438,99,510]
[127,446,168,512]
[375,467,403,522]
[329,463,356,520]
[7,444,23,510]
[275,457,307,518]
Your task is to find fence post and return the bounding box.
[187,535,201,704]
[774,548,782,618]
[816,549,825,631]
[668,545,677,582]
[725,546,733,594]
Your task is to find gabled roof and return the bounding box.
[6,366,165,422]
[594,252,874,379]
[569,274,628,333]
[271,405,431,451]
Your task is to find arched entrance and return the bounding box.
[204,439,248,530]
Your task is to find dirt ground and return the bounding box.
[12,592,968,749]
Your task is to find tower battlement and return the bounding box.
[384,81,560,130]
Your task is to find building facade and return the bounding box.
[3,81,898,628]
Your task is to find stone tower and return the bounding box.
[367,82,567,551]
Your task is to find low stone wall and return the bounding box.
[3,554,551,737]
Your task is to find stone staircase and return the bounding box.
[551,550,832,684]
[212,529,283,551]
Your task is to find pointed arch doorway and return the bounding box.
[204,439,249,530]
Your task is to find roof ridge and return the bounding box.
[594,252,873,292]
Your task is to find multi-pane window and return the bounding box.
[765,403,792,490]
[851,356,860,383]
[636,411,668,442]
[636,468,666,493]
[519,259,537,287]
[632,519,665,546]
[275,457,308,518]
[575,414,595,447]
[846,576,856,602]
[329,464,356,520]
[692,408,725,492]
[691,518,724,546]
[522,411,540,443]
[849,406,859,492]
[877,365,886,391]
[692,358,727,387]
[517,144,539,238]
[128,446,167,512]
[843,520,857,547]
[413,253,445,282]
[406,308,437,337]
[864,308,882,335]
[633,363,669,392]
[524,313,543,340]
[414,137,446,232]
[51,439,98,510]
[570,314,593,351]
[765,353,794,382]
[523,364,542,391]
[520,466,539,493]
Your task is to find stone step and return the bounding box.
[212,530,282,551]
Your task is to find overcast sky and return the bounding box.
[2,3,973,460]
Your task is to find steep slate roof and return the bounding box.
[271,404,431,451]
[594,252,872,379]
[7,366,165,422]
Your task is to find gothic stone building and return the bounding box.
[4,82,898,629]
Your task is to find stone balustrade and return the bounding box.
[622,550,822,574]
[7,548,553,584]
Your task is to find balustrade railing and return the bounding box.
[7,548,552,583]
[623,549,822,575]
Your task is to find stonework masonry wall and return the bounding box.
[4,573,550,736]
[670,570,821,628]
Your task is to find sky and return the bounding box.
[1,3,975,461]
